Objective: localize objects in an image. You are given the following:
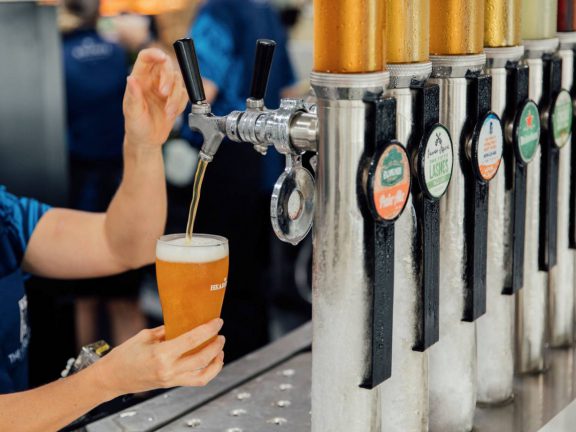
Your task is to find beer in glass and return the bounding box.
[156,233,229,341]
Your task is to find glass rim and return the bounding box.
[157,233,228,247]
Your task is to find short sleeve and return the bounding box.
[0,187,52,262]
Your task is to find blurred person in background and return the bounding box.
[0,49,227,431]
[60,0,146,347]
[180,0,299,361]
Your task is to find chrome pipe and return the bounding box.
[428,53,485,432]
[516,39,557,374]
[549,34,575,348]
[310,71,389,432]
[476,46,524,405]
[379,62,432,432]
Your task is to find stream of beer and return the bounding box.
[185,158,209,242]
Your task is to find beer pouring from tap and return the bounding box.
[174,37,318,245]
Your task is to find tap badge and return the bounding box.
[474,112,503,182]
[515,100,540,164]
[369,143,411,222]
[421,125,453,200]
[551,90,573,148]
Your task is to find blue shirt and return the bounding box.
[0,187,51,393]
[182,0,296,190]
[63,29,128,161]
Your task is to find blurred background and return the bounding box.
[0,0,313,390]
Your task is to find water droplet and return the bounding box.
[230,408,247,416]
[279,383,293,391]
[267,417,288,425]
[236,392,251,400]
[119,411,137,418]
[281,369,295,377]
[226,428,243,432]
[185,418,202,428]
[147,417,154,422]
[276,400,292,408]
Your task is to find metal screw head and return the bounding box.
[230,408,247,417]
[267,417,288,425]
[236,392,251,400]
[185,418,202,428]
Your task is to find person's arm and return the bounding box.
[0,319,225,432]
[22,49,188,279]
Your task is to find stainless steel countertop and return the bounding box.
[87,322,576,431]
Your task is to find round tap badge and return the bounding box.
[369,142,411,222]
[551,89,573,148]
[473,112,503,182]
[514,100,540,164]
[420,125,453,200]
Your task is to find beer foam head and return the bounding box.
[156,234,228,263]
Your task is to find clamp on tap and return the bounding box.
[174,38,318,245]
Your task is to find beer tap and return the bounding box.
[173,38,225,162]
[428,1,504,430]
[477,0,541,406]
[379,1,453,430]
[516,0,572,374]
[174,38,318,246]
[548,1,576,349]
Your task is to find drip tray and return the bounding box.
[87,321,576,432]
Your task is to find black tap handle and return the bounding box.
[173,38,206,104]
[250,39,276,100]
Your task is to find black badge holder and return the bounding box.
[409,84,453,351]
[359,96,410,389]
[502,63,540,294]
[462,73,503,321]
[539,55,564,270]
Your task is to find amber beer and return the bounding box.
[156,234,229,341]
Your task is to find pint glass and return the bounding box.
[156,233,229,341]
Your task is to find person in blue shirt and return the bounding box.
[61,0,146,350]
[180,0,298,361]
[0,49,225,430]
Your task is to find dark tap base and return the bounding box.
[359,96,398,389]
[409,83,442,352]
[538,55,563,271]
[502,62,530,295]
[462,73,493,322]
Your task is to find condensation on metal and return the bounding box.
[521,0,558,40]
[313,0,385,73]
[310,71,387,432]
[516,57,548,374]
[430,0,485,55]
[379,86,429,432]
[476,66,515,405]
[427,73,476,432]
[484,0,521,48]
[548,48,575,348]
[386,0,430,64]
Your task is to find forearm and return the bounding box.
[0,366,114,432]
[105,140,167,268]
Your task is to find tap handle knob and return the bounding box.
[173,38,206,104]
[250,39,276,101]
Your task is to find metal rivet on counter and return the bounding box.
[267,417,288,425]
[185,418,202,428]
[230,409,247,417]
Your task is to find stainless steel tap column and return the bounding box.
[548,28,576,348]
[380,1,436,430]
[477,0,523,405]
[311,1,387,430]
[517,0,559,373]
[428,1,489,430]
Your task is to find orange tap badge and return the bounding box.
[369,143,411,222]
